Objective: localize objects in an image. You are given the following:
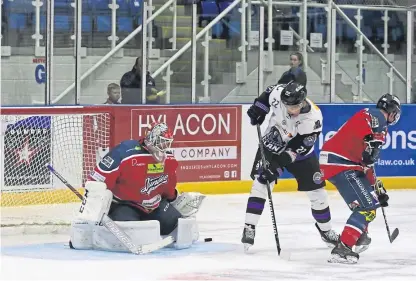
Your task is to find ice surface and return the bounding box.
[1,191,416,281]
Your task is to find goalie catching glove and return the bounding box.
[171,192,206,217]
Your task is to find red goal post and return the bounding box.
[1,106,115,233]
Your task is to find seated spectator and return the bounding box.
[278,52,307,86]
[120,57,165,104]
[104,83,121,104]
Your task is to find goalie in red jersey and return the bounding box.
[319,94,401,264]
[70,122,205,252]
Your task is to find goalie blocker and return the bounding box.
[70,181,206,252]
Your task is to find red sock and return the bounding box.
[341,225,362,248]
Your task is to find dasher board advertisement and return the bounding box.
[130,106,242,182]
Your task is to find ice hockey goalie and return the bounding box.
[69,122,206,253]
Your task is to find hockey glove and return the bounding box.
[362,134,384,166]
[257,165,283,185]
[374,179,389,207]
[247,99,270,125]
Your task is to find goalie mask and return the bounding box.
[144,122,174,162]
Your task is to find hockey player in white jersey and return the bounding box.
[242,81,339,251]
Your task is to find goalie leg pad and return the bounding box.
[92,220,162,252]
[70,220,93,250]
[77,181,113,223]
[170,217,198,250]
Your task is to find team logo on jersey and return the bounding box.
[303,135,317,147]
[312,172,323,184]
[140,174,168,195]
[147,163,164,174]
[100,156,114,168]
[262,127,285,155]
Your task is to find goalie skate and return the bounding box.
[328,242,359,264]
[315,223,339,248]
[241,224,255,252]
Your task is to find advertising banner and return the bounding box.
[1,115,52,191]
[130,106,242,182]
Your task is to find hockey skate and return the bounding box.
[241,224,256,252]
[315,223,339,248]
[328,241,359,264]
[354,232,371,253]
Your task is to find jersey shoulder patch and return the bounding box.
[365,108,388,133]
[297,106,323,135]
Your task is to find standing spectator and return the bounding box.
[120,57,165,104]
[104,83,121,104]
[278,52,307,86]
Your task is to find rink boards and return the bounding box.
[1,104,415,207]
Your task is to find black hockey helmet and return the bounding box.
[376,94,401,125]
[280,81,307,106]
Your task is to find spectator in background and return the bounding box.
[120,57,166,104]
[104,83,121,104]
[412,79,416,103]
[278,52,307,86]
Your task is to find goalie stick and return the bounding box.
[256,125,282,255]
[46,164,174,254]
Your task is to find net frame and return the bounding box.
[1,106,115,235]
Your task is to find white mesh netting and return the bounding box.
[1,111,111,234]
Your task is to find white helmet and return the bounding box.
[144,122,173,161]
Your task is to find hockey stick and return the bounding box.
[46,164,174,254]
[380,206,399,243]
[256,125,282,255]
[372,169,399,243]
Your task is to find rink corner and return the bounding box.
[177,177,416,194]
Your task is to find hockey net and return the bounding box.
[1,107,114,235]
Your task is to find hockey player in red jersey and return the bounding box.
[320,94,401,264]
[70,122,205,252]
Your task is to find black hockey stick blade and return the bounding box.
[389,228,399,243]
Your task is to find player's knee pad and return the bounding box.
[306,188,329,210]
[76,181,113,223]
[169,217,199,250]
[250,177,268,200]
[171,192,206,217]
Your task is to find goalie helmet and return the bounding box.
[376,94,401,126]
[144,122,174,153]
